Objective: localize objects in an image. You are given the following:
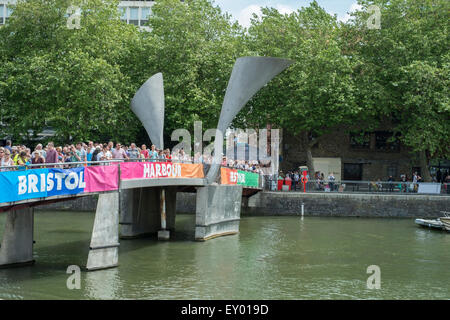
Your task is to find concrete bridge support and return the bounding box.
[86,192,120,271]
[0,207,34,268]
[119,187,177,239]
[195,185,243,241]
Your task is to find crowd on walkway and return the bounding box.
[276,168,450,193]
[0,140,266,174]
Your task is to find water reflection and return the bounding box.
[0,212,449,299]
[85,268,121,300]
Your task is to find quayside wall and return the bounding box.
[36,192,450,218]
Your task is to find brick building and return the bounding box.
[281,128,428,181]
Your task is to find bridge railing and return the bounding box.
[263,177,450,195]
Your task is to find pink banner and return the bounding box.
[84,165,119,193]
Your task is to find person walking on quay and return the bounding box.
[387,175,394,192]
[293,171,300,191]
[328,172,336,192]
[412,172,421,193]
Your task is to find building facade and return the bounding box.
[0,0,156,28]
[281,128,427,181]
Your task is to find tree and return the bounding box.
[138,0,247,142]
[0,0,143,144]
[342,0,450,181]
[242,2,357,177]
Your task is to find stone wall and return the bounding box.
[245,192,450,218]
[36,191,450,219]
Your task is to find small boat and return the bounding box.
[415,218,445,230]
[440,211,450,231]
[441,217,450,231]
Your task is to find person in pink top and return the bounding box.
[112,143,129,159]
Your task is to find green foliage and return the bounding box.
[139,0,247,136]
[241,1,357,138]
[342,0,450,159]
[0,0,142,144]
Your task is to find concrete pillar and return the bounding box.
[165,187,177,231]
[119,188,160,238]
[195,185,243,241]
[158,187,177,240]
[0,207,34,267]
[86,192,119,271]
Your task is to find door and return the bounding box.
[344,163,363,181]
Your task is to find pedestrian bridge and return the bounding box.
[0,160,262,271]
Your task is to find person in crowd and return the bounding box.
[35,143,46,159]
[75,143,86,162]
[140,144,149,159]
[128,143,140,159]
[55,147,64,163]
[31,151,45,168]
[45,142,58,166]
[4,140,12,153]
[165,149,172,161]
[108,141,115,153]
[98,144,112,162]
[15,150,29,167]
[0,149,14,170]
[92,146,102,164]
[112,143,128,160]
[148,145,158,160]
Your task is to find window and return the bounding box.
[119,7,127,22]
[387,166,398,179]
[350,132,370,150]
[0,5,4,24]
[375,131,400,151]
[129,7,139,26]
[5,6,12,23]
[141,7,151,25]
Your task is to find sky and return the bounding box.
[213,0,362,28]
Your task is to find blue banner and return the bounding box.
[0,167,86,203]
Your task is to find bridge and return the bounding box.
[0,160,263,270]
[0,55,293,271]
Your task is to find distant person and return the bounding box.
[387,175,394,192]
[328,172,336,191]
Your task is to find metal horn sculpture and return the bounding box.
[131,73,165,150]
[205,56,294,184]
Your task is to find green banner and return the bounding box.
[237,170,259,188]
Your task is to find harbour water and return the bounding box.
[0,211,449,299]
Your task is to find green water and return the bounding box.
[0,211,449,300]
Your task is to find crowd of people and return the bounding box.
[277,168,450,193]
[0,140,266,174]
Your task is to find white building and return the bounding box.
[0,0,157,28]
